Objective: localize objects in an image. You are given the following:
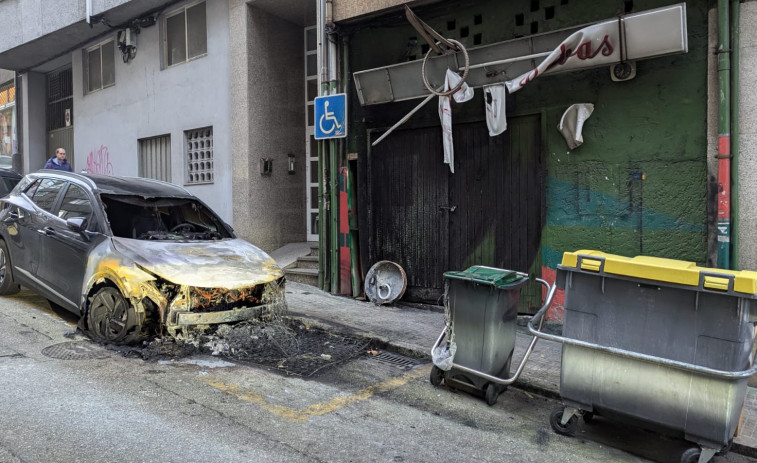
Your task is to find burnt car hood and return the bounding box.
[111,237,283,289]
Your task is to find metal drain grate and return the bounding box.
[229,328,373,377]
[41,341,109,360]
[371,351,423,370]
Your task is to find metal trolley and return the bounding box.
[528,250,757,463]
[430,265,556,405]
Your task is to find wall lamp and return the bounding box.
[260,157,273,176]
[288,153,296,175]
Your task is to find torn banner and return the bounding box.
[438,69,474,173]
[558,103,594,149]
[484,84,507,136]
[505,20,620,94]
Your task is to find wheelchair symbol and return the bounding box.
[319,100,343,135]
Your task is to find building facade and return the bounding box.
[0,0,312,252]
[324,0,757,314]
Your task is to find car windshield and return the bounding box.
[101,194,233,241]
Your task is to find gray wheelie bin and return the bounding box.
[528,250,757,463]
[430,265,556,405]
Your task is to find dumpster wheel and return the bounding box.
[429,365,444,387]
[680,447,700,463]
[550,407,579,437]
[715,439,733,456]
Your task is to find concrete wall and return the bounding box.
[230,2,306,252]
[0,70,13,83]
[71,0,233,220]
[737,1,757,270]
[0,0,85,51]
[20,72,47,173]
[334,0,409,22]
[0,0,139,52]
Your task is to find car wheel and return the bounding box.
[0,240,19,295]
[86,287,141,345]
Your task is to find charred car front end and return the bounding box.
[0,172,285,344]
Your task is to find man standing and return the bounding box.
[44,147,72,172]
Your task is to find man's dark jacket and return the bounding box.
[44,157,72,172]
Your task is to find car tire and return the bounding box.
[0,240,19,295]
[86,286,141,345]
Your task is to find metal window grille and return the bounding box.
[139,135,171,182]
[0,82,14,107]
[304,26,319,240]
[185,127,213,184]
[46,68,73,132]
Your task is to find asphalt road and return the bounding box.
[0,289,755,463]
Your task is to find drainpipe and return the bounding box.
[326,0,340,294]
[317,0,328,291]
[716,0,731,269]
[12,72,22,174]
[730,0,740,269]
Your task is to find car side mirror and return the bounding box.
[66,217,88,233]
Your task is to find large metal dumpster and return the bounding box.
[430,265,556,405]
[528,250,757,463]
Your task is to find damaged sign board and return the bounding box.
[0,171,285,344]
[353,3,688,105]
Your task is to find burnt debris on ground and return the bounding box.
[106,318,374,377]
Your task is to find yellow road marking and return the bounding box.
[200,365,431,423]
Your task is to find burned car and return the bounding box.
[0,171,284,344]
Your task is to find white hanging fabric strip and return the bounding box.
[484,84,507,137]
[438,69,474,173]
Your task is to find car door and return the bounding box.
[36,182,96,309]
[2,179,41,280]
[6,178,67,287]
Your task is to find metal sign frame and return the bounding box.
[314,94,348,140]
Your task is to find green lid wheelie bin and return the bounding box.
[431,265,555,405]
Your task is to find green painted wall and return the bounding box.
[347,0,710,271]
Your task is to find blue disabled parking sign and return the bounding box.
[314,94,347,140]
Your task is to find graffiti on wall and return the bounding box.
[86,145,113,175]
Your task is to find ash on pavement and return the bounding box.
[105,318,373,377]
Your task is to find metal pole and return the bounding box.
[317,0,328,290]
[716,0,731,269]
[371,93,435,147]
[730,0,740,269]
[326,0,339,294]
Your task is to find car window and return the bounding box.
[58,184,93,223]
[30,178,66,213]
[24,178,41,198]
[0,177,20,196]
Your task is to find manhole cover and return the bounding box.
[371,351,423,370]
[42,341,109,360]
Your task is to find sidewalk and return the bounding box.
[284,281,757,457]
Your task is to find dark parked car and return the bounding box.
[0,171,285,344]
[0,166,21,197]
